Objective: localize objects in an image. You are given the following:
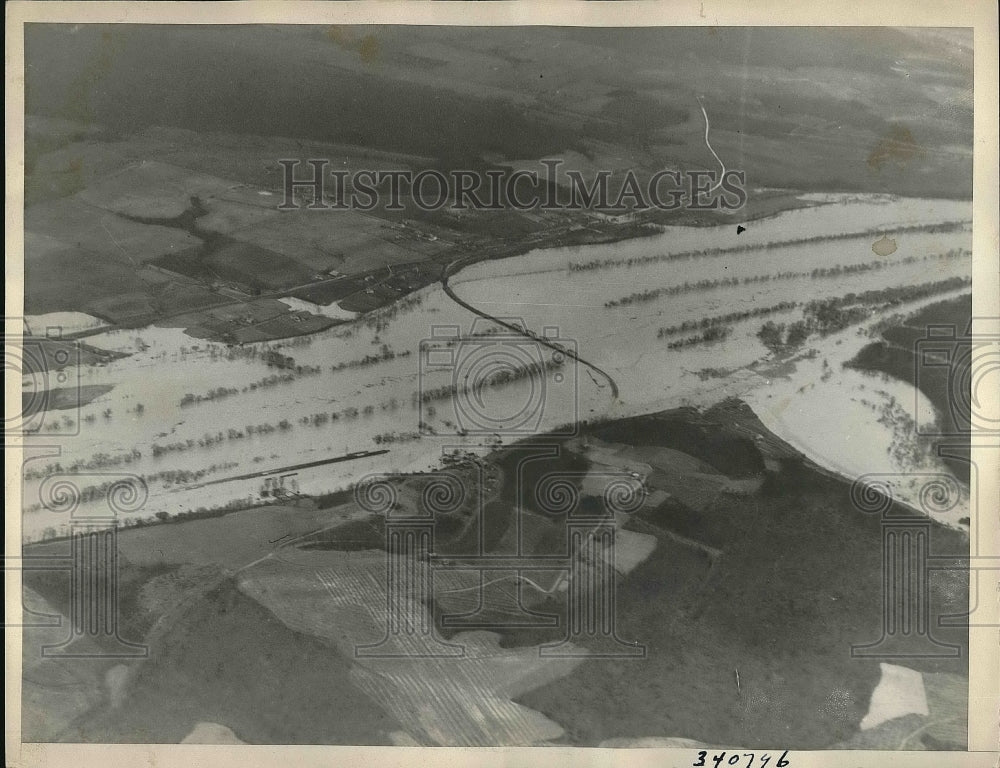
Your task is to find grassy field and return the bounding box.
[21,500,401,743]
[69,579,400,744]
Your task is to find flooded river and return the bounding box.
[21,194,972,540]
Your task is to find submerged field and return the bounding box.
[19,189,974,748]
[846,295,975,484]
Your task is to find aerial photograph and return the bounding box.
[12,21,984,753]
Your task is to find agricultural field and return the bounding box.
[21,25,973,339]
[20,402,968,746]
[20,130,458,338]
[25,26,973,197]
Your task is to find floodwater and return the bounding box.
[21,194,972,540]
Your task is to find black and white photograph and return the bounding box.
[5,3,998,765]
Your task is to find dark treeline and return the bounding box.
[665,325,733,349]
[608,277,742,307]
[658,301,798,338]
[23,448,143,481]
[22,462,241,516]
[331,345,411,373]
[757,276,971,352]
[605,249,969,308]
[372,431,421,445]
[419,357,564,403]
[180,369,321,407]
[151,420,295,457]
[178,346,408,407]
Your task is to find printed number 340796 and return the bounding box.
[693,752,790,768]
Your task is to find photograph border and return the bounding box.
[5,2,998,767]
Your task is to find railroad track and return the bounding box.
[440,256,621,401]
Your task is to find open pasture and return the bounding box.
[76,160,237,219]
[238,549,585,746]
[226,209,446,277]
[25,198,199,267]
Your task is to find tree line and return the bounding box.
[570,221,968,273]
[605,249,968,309]
[419,357,565,403]
[658,301,798,338]
[665,325,733,349]
[757,276,971,352]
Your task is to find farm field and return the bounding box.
[21,400,969,746]
[25,26,972,197]
[21,134,462,336]
[22,25,972,339]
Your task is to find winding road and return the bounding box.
[440,256,621,401]
[697,97,726,194]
